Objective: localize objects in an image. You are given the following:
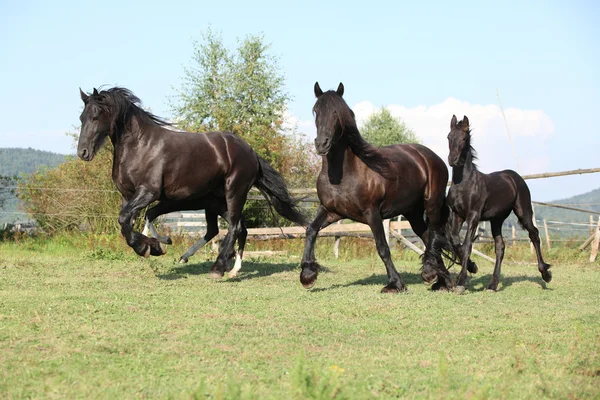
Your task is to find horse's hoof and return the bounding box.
[178,257,188,264]
[431,281,450,292]
[302,281,315,290]
[165,237,173,245]
[143,245,151,258]
[467,261,478,274]
[300,265,318,289]
[148,239,167,256]
[207,270,224,279]
[542,270,552,283]
[454,285,466,294]
[381,284,406,293]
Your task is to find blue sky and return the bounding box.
[1,0,599,201]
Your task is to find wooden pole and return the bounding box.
[591,215,595,237]
[579,234,595,251]
[390,231,424,255]
[383,219,391,246]
[590,217,600,262]
[512,225,516,247]
[543,219,551,250]
[333,220,342,259]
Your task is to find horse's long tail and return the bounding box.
[254,156,309,227]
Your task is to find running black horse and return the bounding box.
[77,87,306,277]
[299,82,454,293]
[446,115,552,291]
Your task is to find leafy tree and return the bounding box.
[172,29,290,170]
[360,107,420,146]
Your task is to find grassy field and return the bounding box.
[0,234,599,399]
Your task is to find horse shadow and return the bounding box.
[466,273,550,292]
[154,260,301,281]
[310,271,425,292]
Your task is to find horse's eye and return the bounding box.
[92,116,99,121]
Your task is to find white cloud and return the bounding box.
[291,97,555,175]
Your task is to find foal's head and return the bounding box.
[447,115,471,167]
[312,82,356,155]
[77,88,113,161]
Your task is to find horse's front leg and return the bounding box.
[455,212,480,291]
[300,205,340,289]
[366,210,406,293]
[118,187,163,257]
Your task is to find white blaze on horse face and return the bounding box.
[229,254,243,277]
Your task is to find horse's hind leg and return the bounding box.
[179,209,220,263]
[513,198,552,283]
[488,218,506,291]
[228,216,247,278]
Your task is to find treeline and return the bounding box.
[0,148,66,177]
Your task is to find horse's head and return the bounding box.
[77,88,112,161]
[312,82,355,155]
[447,115,471,167]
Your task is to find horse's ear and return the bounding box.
[336,82,344,97]
[462,115,470,127]
[314,82,323,98]
[80,88,89,103]
[93,88,99,96]
[451,115,458,129]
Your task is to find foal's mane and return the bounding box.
[313,91,393,178]
[92,87,171,131]
[456,120,479,170]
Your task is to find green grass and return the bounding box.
[0,236,599,399]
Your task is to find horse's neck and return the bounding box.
[452,150,477,184]
[323,140,356,185]
[110,115,150,176]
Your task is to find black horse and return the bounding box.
[446,115,552,291]
[299,82,454,293]
[77,87,306,277]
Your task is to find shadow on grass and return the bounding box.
[154,260,300,281]
[467,273,550,292]
[310,271,426,292]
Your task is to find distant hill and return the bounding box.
[0,148,67,224]
[0,147,67,177]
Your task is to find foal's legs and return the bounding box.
[447,212,479,275]
[118,187,164,257]
[300,205,341,289]
[366,210,406,293]
[513,203,552,283]
[488,218,506,291]
[456,212,480,290]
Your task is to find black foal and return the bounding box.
[446,115,551,291]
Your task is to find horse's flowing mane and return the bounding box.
[313,92,393,178]
[456,120,478,170]
[92,87,172,132]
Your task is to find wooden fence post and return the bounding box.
[590,217,600,262]
[590,215,595,237]
[512,225,516,246]
[333,220,342,259]
[383,219,391,246]
[543,219,551,250]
